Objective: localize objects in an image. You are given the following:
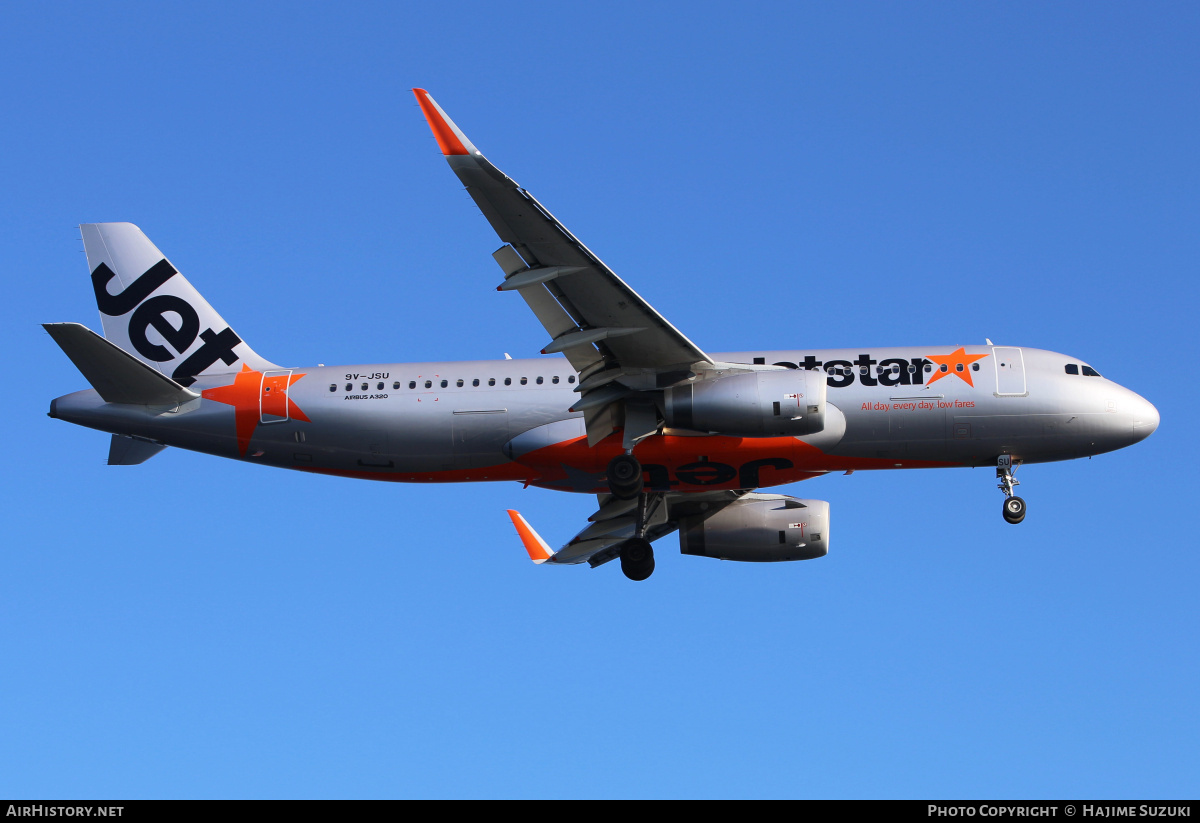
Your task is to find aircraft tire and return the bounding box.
[1003,496,1027,524]
[607,454,644,500]
[620,538,655,581]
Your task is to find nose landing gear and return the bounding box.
[997,455,1026,524]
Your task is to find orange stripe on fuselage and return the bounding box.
[513,433,956,492]
[293,434,955,492]
[294,463,534,484]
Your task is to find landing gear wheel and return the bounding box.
[1003,495,1027,525]
[620,538,655,581]
[607,454,644,500]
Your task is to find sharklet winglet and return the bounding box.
[413,88,479,157]
[506,509,556,564]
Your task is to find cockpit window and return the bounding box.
[1065,364,1079,375]
[1081,365,1101,377]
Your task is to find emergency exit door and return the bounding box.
[992,348,1027,396]
[260,369,294,423]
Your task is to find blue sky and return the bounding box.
[2,1,1197,798]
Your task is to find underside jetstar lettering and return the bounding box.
[641,457,796,491]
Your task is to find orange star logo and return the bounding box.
[925,347,989,387]
[201,365,310,456]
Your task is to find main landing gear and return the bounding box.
[609,453,655,580]
[997,454,1026,524]
[620,536,655,581]
[606,453,644,500]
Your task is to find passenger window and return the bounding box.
[860,367,868,375]
[424,380,432,389]
[907,365,916,373]
[409,381,416,389]
[361,383,368,391]
[1082,366,1101,377]
[504,377,512,386]
[520,377,528,385]
[536,376,544,384]
[552,376,559,384]
[1065,364,1079,375]
[345,383,352,391]
[924,364,932,373]
[955,363,964,372]
[472,378,480,387]
[456,379,464,387]
[489,378,496,386]
[329,384,337,392]
[377,382,384,390]
[440,379,448,388]
[971,363,979,371]
[940,364,948,373]
[568,375,576,384]
[393,381,400,390]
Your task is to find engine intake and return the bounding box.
[678,495,830,562]
[663,369,826,437]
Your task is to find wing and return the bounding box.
[508,489,751,568]
[414,89,715,445]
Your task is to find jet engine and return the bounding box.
[677,495,829,562]
[663,369,826,437]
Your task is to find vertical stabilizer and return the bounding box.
[81,222,276,387]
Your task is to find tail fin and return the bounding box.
[81,222,276,387]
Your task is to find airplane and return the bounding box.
[43,88,1160,581]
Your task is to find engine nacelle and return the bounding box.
[678,495,830,562]
[663,369,826,437]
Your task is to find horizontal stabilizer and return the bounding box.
[108,434,167,465]
[43,322,200,406]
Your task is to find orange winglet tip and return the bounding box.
[507,509,554,564]
[413,88,474,156]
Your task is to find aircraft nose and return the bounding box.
[1130,392,1159,443]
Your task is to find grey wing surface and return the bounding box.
[414,89,714,443]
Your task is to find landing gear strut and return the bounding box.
[607,453,644,500]
[618,484,655,581]
[997,455,1026,524]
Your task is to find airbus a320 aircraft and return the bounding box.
[44,89,1159,581]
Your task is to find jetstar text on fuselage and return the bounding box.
[768,350,988,389]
